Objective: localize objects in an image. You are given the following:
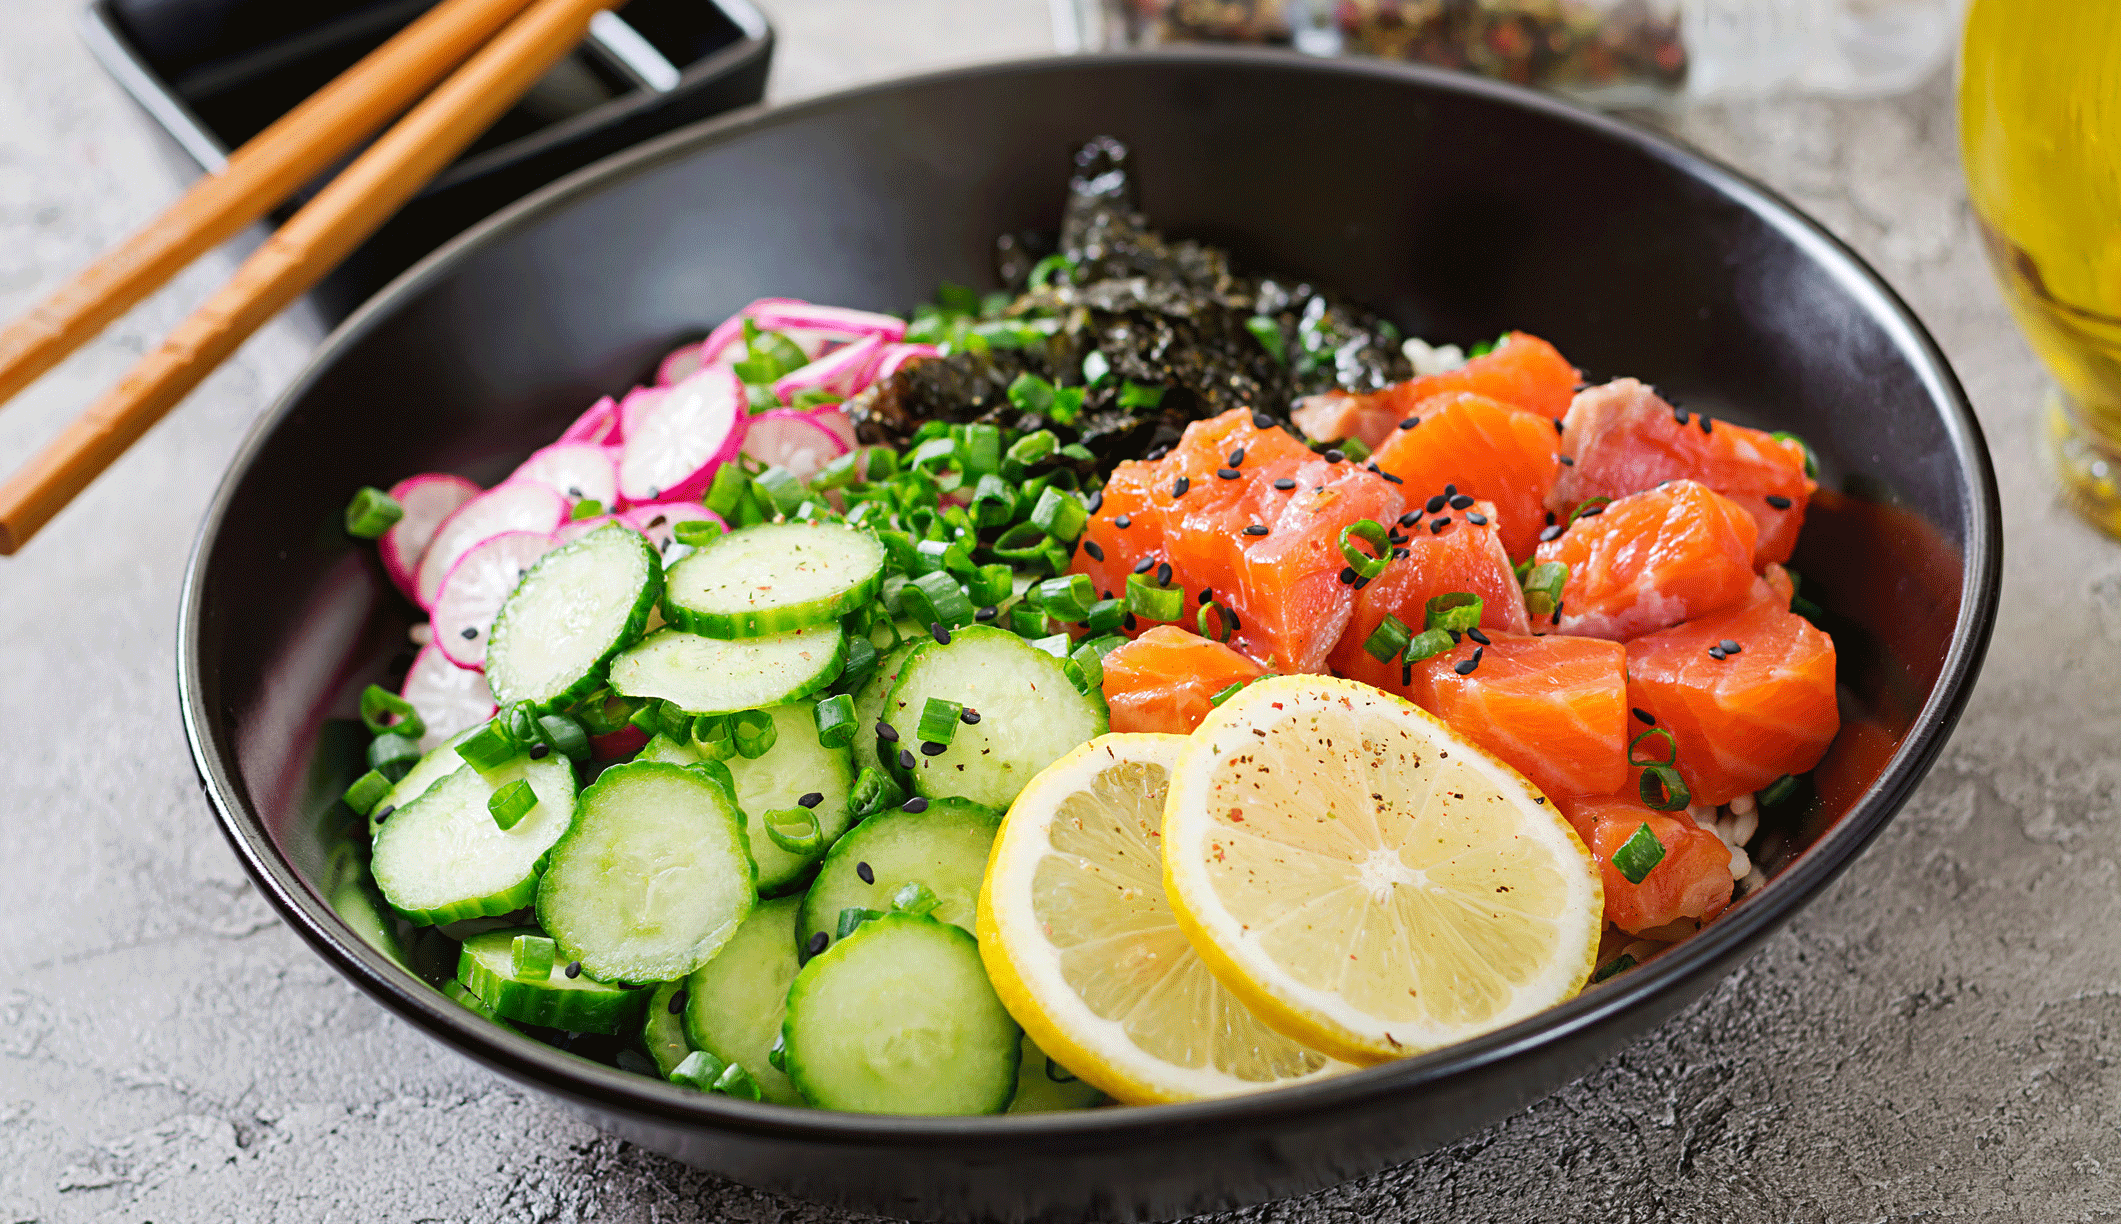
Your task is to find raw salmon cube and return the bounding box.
[1534,480,1758,641]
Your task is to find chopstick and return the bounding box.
[0,0,619,554]
[0,0,540,411]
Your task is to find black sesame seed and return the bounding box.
[1228,447,1246,466]
[373,805,395,824]
[1380,472,1404,484]
[1353,575,1371,590]
[1339,567,1358,585]
[1444,484,1457,497]
[1198,587,1214,605]
[1133,555,1156,575]
[565,961,582,979]
[1425,494,1448,514]
[1217,468,1242,480]
[1431,518,1451,533]
[1366,462,1382,474]
[1401,660,1413,685]
[1398,417,1420,430]
[1223,606,1241,630]
[1578,503,1605,517]
[1551,601,1564,625]
[1085,490,1103,515]
[1243,524,1269,536]
[921,740,948,756]
[798,791,823,808]
[1273,478,1297,491]
[1633,707,1657,726]
[1673,405,1689,425]
[1454,648,1483,676]
[1553,417,1565,434]
[669,989,689,1015]
[1114,515,1132,529]
[1388,531,1407,546]
[961,708,981,724]
[857,861,875,884]
[1558,455,1575,466]
[1449,494,1474,510]
[1467,512,1488,526]
[648,487,661,500]
[931,623,951,645]
[975,606,998,622]
[1447,628,1463,645]
[1172,477,1189,497]
[1546,510,1558,526]
[1123,613,1138,631]
[1399,512,1421,528]
[1317,449,1339,464]
[1467,626,1490,645]
[1708,645,1727,660]
[903,796,929,813]
[1146,446,1170,462]
[461,626,478,640]
[1393,548,1410,559]
[528,743,551,760]
[876,721,899,742]
[1083,540,1105,562]
[805,932,829,957]
[1698,414,1714,434]
[1765,494,1793,509]
[1253,412,1274,429]
[1720,639,1743,654]
[1539,524,1564,542]
[1156,561,1172,585]
[898,748,916,769]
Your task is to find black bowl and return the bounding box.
[179,52,2000,1223]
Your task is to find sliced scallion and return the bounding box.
[1611,821,1667,883]
[342,769,392,816]
[814,693,857,750]
[1337,519,1391,581]
[961,423,1003,476]
[1404,627,1456,663]
[1126,572,1183,622]
[511,934,556,980]
[1085,598,1126,635]
[1566,496,1612,526]
[1007,372,1056,417]
[1363,614,1412,662]
[533,713,590,762]
[918,697,965,746]
[343,486,404,539]
[1029,486,1088,541]
[487,779,538,830]
[900,570,977,629]
[670,1049,728,1091]
[673,519,725,549]
[754,465,807,516]
[1637,765,1691,812]
[1770,430,1820,478]
[848,767,905,820]
[1627,726,1678,768]
[833,637,879,696]
[454,721,518,773]
[970,474,1016,528]
[1424,591,1483,633]
[837,907,885,939]
[1067,640,1106,692]
[1034,573,1095,622]
[1759,774,1801,807]
[569,499,605,522]
[1010,602,1054,639]
[1116,381,1165,409]
[691,713,734,760]
[1082,350,1111,387]
[1246,316,1286,364]
[704,464,753,518]
[1028,252,1076,288]
[731,709,778,760]
[1006,429,1058,468]
[367,732,422,779]
[763,807,825,856]
[360,684,425,741]
[1197,601,1235,644]
[892,882,941,916]
[1209,680,1246,707]
[1522,561,1569,619]
[967,563,1013,608]
[1591,953,1637,983]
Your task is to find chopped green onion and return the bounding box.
[627,702,662,737]
[900,570,977,629]
[892,882,940,916]
[1611,821,1667,883]
[1424,592,1483,633]
[1627,727,1678,768]
[673,519,725,549]
[918,697,964,745]
[1085,598,1126,635]
[455,722,518,773]
[1209,680,1246,707]
[728,709,776,760]
[961,423,1003,476]
[763,807,824,856]
[342,769,392,815]
[1034,573,1096,622]
[936,282,980,314]
[1057,442,1093,463]
[691,712,734,759]
[503,699,539,746]
[979,290,1014,319]
[1081,350,1111,387]
[1467,332,1510,359]
[1117,381,1165,409]
[1245,316,1286,363]
[655,699,693,743]
[967,563,1014,607]
[715,1062,763,1100]
[1027,633,1072,659]
[533,713,590,762]
[754,466,807,516]
[1590,953,1637,983]
[1337,519,1391,580]
[909,436,959,473]
[1126,572,1184,622]
[848,767,905,821]
[811,449,865,490]
[1006,430,1058,469]
[1566,496,1612,526]
[1067,640,1106,692]
[991,521,1050,567]
[837,907,885,939]
[704,464,753,517]
[1338,437,1372,463]
[970,475,1016,528]
[1522,561,1568,619]
[791,389,843,410]
[487,779,538,830]
[1770,430,1820,479]
[360,684,425,741]
[1362,614,1412,662]
[742,383,780,415]
[1028,252,1076,288]
[753,329,811,377]
[1077,633,1128,660]
[1197,601,1235,643]
[1403,627,1456,662]
[914,537,974,577]
[669,1049,727,1091]
[1759,774,1801,807]
[367,733,422,780]
[1010,603,1054,638]
[569,499,605,521]
[767,1030,788,1072]
[343,486,404,538]
[1007,372,1057,417]
[1514,557,1534,584]
[1029,486,1089,542]
[511,934,556,980]
[1637,765,1691,812]
[814,694,857,750]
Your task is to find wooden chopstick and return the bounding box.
[0,0,619,555]
[0,0,541,412]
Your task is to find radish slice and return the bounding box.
[618,367,744,506]
[434,531,558,669]
[590,724,649,762]
[773,333,886,404]
[623,502,725,563]
[414,481,567,609]
[811,407,858,450]
[617,384,668,442]
[696,297,812,367]
[557,395,622,446]
[552,513,624,545]
[873,342,940,381]
[378,474,480,603]
[741,409,849,481]
[657,341,706,386]
[401,642,497,751]
[510,443,618,507]
[744,302,907,345]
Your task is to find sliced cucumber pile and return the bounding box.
[684,895,804,1105]
[849,639,919,781]
[607,626,845,715]
[642,980,696,1078]
[488,523,662,710]
[664,521,885,637]
[782,913,1021,1116]
[457,927,646,1034]
[879,626,1108,810]
[796,797,999,954]
[370,726,476,837]
[536,762,757,983]
[371,752,577,925]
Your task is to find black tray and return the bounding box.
[80,0,772,322]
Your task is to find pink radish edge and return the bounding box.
[744,302,907,344]
[873,342,940,381]
[742,409,850,482]
[618,367,745,506]
[772,333,886,405]
[511,442,619,507]
[414,481,567,609]
[810,407,857,450]
[379,474,480,603]
[694,297,811,368]
[558,395,622,446]
[434,531,559,670]
[401,642,497,751]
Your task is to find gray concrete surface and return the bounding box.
[1,1,2113,1220]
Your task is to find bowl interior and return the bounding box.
[181,50,1995,1214]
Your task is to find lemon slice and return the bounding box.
[1162,676,1602,1065]
[977,734,1345,1104]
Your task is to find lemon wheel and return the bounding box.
[1161,676,1603,1065]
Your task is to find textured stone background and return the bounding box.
[2,1,2115,1221]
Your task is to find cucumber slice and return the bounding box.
[535,761,757,983]
[643,980,695,1078]
[371,754,577,925]
[1008,1032,1107,1113]
[608,625,845,714]
[781,913,1020,1115]
[457,927,646,1035]
[684,894,804,1105]
[879,626,1108,809]
[664,522,886,638]
[443,979,519,1032]
[488,523,663,710]
[638,705,856,894]
[370,726,477,838]
[850,640,919,781]
[796,797,999,954]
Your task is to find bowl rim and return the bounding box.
[179,48,2002,1143]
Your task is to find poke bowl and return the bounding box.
[179,51,1999,1223]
